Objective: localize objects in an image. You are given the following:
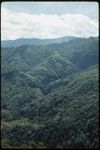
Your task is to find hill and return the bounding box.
[1,36,75,48]
[1,37,99,148]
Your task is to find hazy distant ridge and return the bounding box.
[1,36,76,47]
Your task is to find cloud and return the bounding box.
[1,6,98,40]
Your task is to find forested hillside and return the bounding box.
[1,37,99,148]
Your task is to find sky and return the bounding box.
[1,2,99,40]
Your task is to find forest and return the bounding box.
[1,37,99,148]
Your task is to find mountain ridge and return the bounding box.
[1,36,79,47]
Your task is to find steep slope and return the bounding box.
[1,65,99,148]
[29,52,79,92]
[2,37,98,71]
[1,37,99,148]
[47,37,98,70]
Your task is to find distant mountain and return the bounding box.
[1,36,76,47]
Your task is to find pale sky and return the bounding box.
[1,2,99,40]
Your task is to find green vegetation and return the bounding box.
[1,37,99,148]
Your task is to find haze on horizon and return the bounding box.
[1,2,99,40]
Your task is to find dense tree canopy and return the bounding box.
[1,37,99,148]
